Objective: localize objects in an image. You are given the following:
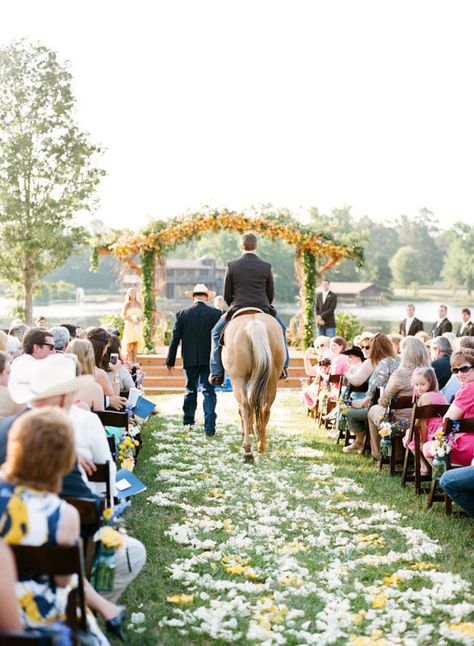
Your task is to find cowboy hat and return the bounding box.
[9,354,95,404]
[342,346,365,361]
[184,283,216,299]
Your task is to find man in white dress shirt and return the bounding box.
[398,304,423,337]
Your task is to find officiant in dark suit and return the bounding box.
[430,304,453,338]
[315,279,337,337]
[398,303,424,337]
[166,284,222,436]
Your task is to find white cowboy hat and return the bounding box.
[184,283,216,299]
[9,354,95,404]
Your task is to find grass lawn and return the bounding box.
[118,392,474,645]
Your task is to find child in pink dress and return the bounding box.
[403,368,447,466]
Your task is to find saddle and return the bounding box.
[220,308,264,347]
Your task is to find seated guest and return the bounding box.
[399,303,423,337]
[343,334,399,453]
[11,328,56,377]
[67,339,105,411]
[442,331,457,352]
[342,345,365,372]
[49,325,71,353]
[457,308,474,337]
[0,352,23,422]
[8,323,29,344]
[389,333,402,356]
[303,336,330,378]
[440,466,474,518]
[0,408,113,641]
[402,367,447,473]
[423,348,474,467]
[359,333,374,361]
[86,328,127,411]
[105,335,135,393]
[0,539,22,632]
[329,336,349,375]
[6,335,22,358]
[368,336,430,460]
[3,355,146,607]
[441,337,474,402]
[430,304,452,338]
[415,331,430,345]
[61,323,79,339]
[430,336,452,389]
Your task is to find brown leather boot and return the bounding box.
[279,368,288,380]
[209,373,225,386]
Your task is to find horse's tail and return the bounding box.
[245,318,272,440]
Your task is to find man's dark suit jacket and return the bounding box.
[430,319,453,338]
[315,291,337,328]
[166,301,222,369]
[431,354,452,389]
[398,317,424,336]
[457,322,474,337]
[0,412,99,502]
[223,253,275,320]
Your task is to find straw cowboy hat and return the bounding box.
[184,283,216,300]
[9,354,94,404]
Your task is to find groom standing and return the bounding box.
[315,279,337,337]
[166,284,221,436]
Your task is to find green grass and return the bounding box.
[116,393,474,645]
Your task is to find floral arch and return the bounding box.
[91,209,363,351]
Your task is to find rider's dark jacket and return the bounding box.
[223,252,276,321]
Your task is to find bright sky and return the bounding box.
[2,0,474,231]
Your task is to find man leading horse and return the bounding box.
[209,232,289,385]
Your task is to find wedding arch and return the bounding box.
[91,208,363,351]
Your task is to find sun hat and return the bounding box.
[184,283,216,299]
[342,346,365,361]
[9,354,94,404]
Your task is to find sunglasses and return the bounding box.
[451,365,473,375]
[41,343,55,351]
[361,344,371,350]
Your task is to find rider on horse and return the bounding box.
[209,232,290,385]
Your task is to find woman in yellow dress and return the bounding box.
[121,287,145,363]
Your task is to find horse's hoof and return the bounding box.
[243,453,255,464]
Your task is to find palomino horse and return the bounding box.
[222,311,285,462]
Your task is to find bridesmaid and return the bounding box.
[121,287,145,363]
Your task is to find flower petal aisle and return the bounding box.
[127,393,474,645]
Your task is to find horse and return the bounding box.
[222,310,285,462]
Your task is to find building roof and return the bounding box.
[317,282,378,294]
[166,259,208,269]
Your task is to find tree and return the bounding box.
[389,246,420,288]
[0,40,104,322]
[442,222,474,294]
[395,209,444,284]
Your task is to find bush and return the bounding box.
[99,313,125,336]
[335,311,364,344]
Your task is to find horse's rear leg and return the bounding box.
[257,386,277,453]
[233,379,253,462]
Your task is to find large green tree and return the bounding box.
[395,209,444,284]
[389,246,420,288]
[0,40,104,323]
[442,222,474,294]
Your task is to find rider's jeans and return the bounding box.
[210,314,290,376]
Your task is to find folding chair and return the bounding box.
[87,461,112,509]
[319,374,343,429]
[427,417,474,515]
[401,403,449,494]
[62,497,102,577]
[378,396,413,475]
[96,410,129,433]
[336,379,370,446]
[11,541,88,635]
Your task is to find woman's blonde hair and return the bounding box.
[67,338,96,376]
[400,336,430,370]
[415,331,430,344]
[2,408,75,493]
[0,331,7,352]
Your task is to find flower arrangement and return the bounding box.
[430,427,454,479]
[118,433,140,471]
[378,418,410,457]
[91,502,130,592]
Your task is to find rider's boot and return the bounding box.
[279,368,288,380]
[209,373,225,386]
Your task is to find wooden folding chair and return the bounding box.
[0,632,52,645]
[11,541,88,635]
[401,403,449,494]
[96,410,129,433]
[336,379,370,446]
[428,417,474,515]
[62,497,102,577]
[87,461,112,509]
[319,374,343,429]
[378,396,413,475]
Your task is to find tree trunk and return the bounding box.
[23,259,34,325]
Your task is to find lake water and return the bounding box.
[0,297,468,334]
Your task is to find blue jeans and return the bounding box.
[210,315,290,375]
[183,366,216,435]
[440,466,474,518]
[317,326,336,338]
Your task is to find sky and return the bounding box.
[2,0,474,232]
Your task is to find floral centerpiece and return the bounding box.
[378,418,410,457]
[430,426,455,479]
